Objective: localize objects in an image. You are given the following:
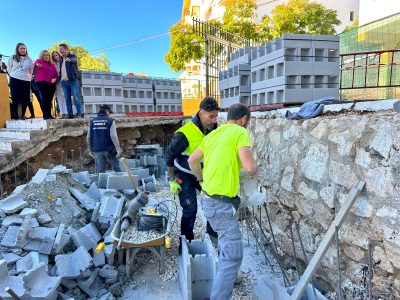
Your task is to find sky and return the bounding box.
[0,0,183,78]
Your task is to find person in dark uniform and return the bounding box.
[164,97,219,244]
[87,104,122,173]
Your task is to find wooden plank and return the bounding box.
[290,181,365,300]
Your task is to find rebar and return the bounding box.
[289,220,301,281]
[60,150,64,165]
[295,223,318,300]
[0,173,3,198]
[252,206,258,255]
[368,240,373,300]
[25,155,29,182]
[79,147,83,171]
[13,156,16,184]
[335,226,342,300]
[70,149,74,171]
[47,154,53,168]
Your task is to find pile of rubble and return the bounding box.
[0,162,167,300]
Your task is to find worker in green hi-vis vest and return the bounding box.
[164,97,219,248]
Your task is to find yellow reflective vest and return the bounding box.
[176,121,204,156]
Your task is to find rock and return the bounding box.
[298,182,318,200]
[329,161,358,189]
[319,185,336,208]
[373,246,393,273]
[343,245,365,262]
[369,122,394,159]
[355,148,371,168]
[366,167,395,198]
[383,241,400,269]
[109,282,122,297]
[280,166,294,192]
[376,207,398,218]
[300,144,329,183]
[351,196,374,218]
[37,213,52,225]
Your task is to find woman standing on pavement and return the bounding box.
[7,43,34,120]
[51,51,67,118]
[34,50,58,119]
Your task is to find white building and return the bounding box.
[359,0,400,25]
[81,71,182,114]
[256,0,360,33]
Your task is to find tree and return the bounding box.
[165,0,258,72]
[260,0,340,39]
[344,17,359,31]
[49,42,110,71]
[222,0,258,40]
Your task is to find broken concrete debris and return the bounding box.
[0,161,176,299]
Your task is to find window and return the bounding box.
[139,105,145,112]
[350,11,354,22]
[147,105,153,112]
[147,91,152,98]
[83,87,91,96]
[170,105,176,112]
[114,88,121,97]
[94,87,102,96]
[139,91,145,98]
[123,90,128,98]
[94,74,101,79]
[124,105,129,112]
[116,105,123,113]
[104,74,112,80]
[82,73,92,79]
[84,105,92,114]
[170,92,175,99]
[131,105,137,112]
[177,105,182,112]
[177,93,181,99]
[157,105,162,112]
[130,90,136,98]
[164,105,169,112]
[156,92,162,99]
[164,92,169,99]
[105,88,112,96]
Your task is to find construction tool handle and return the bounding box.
[5,287,22,300]
[120,157,138,193]
[117,230,125,250]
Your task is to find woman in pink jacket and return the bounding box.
[34,50,58,119]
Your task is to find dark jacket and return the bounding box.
[59,53,80,81]
[164,114,217,171]
[89,113,115,152]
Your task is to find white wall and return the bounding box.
[256,0,360,33]
[359,0,400,25]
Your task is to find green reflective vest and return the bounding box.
[176,121,204,156]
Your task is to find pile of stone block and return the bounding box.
[179,234,218,300]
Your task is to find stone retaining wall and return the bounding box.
[249,110,400,297]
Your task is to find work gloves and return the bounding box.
[116,148,122,159]
[169,180,182,194]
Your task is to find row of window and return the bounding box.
[82,87,182,99]
[81,73,180,87]
[83,104,182,114]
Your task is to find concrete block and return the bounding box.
[72,171,90,186]
[77,268,104,298]
[0,209,5,220]
[61,278,78,289]
[86,182,101,202]
[19,207,38,217]
[0,195,28,214]
[98,173,112,188]
[55,247,92,278]
[31,168,49,184]
[15,217,32,248]
[0,260,26,299]
[23,262,62,300]
[39,236,55,255]
[45,174,57,182]
[24,240,42,252]
[103,236,115,265]
[131,168,150,180]
[48,165,67,174]
[2,214,23,226]
[106,174,139,191]
[145,182,157,193]
[118,159,138,169]
[37,213,52,225]
[89,173,99,184]
[2,252,21,264]
[16,251,47,274]
[53,224,70,254]
[11,184,26,196]
[97,196,125,229]
[28,227,58,241]
[98,265,118,282]
[69,223,102,251]
[93,251,106,267]
[69,187,97,211]
[98,292,114,300]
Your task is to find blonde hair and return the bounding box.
[51,51,61,64]
[39,50,51,60]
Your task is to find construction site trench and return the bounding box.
[0,101,400,300]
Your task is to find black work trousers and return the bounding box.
[176,170,217,241]
[36,81,55,119]
[9,77,30,120]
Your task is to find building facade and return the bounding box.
[81,71,182,114]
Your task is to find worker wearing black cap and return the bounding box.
[87,104,122,173]
[164,97,219,245]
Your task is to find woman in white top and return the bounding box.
[7,43,34,120]
[51,51,67,118]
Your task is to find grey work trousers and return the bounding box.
[201,195,243,300]
[94,151,121,174]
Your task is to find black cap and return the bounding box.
[99,104,113,113]
[199,97,219,112]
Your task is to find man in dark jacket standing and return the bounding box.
[87,104,122,173]
[59,43,83,119]
[164,97,219,244]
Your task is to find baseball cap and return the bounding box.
[199,97,219,112]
